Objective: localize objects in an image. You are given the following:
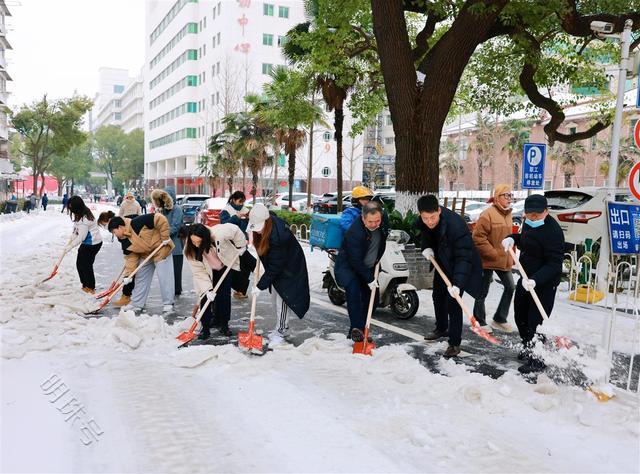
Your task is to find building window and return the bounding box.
[322,167,331,177]
[277,35,288,47]
[544,179,552,190]
[202,70,206,83]
[114,112,122,120]
[187,75,198,86]
[262,63,273,75]
[569,126,576,135]
[384,137,395,145]
[203,16,206,29]
[203,44,206,56]
[216,91,220,104]
[590,135,597,150]
[212,36,216,48]
[263,3,274,15]
[212,6,216,19]
[216,62,220,75]
[564,172,572,188]
[217,32,220,44]
[217,2,221,15]
[114,100,121,107]
[278,6,289,18]
[187,128,197,139]
[323,131,332,141]
[187,22,198,34]
[188,49,198,60]
[113,84,124,93]
[263,33,274,46]
[386,115,392,126]
[187,102,197,113]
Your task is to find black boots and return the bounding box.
[424,329,448,341]
[197,327,211,340]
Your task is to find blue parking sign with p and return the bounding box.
[522,143,546,190]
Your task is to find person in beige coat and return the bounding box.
[118,192,142,218]
[184,223,247,339]
[471,184,515,333]
[106,213,175,312]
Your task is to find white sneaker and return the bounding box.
[122,304,142,313]
[490,320,514,333]
[162,304,174,313]
[268,332,287,347]
[478,323,493,333]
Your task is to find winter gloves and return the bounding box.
[501,237,514,251]
[162,239,172,246]
[122,277,133,285]
[522,278,536,292]
[367,280,379,291]
[422,248,435,260]
[448,285,460,298]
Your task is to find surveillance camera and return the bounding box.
[590,21,615,34]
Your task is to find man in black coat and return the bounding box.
[335,202,389,342]
[502,194,564,374]
[415,195,483,358]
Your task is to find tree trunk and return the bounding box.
[307,122,314,209]
[38,172,46,197]
[477,155,484,190]
[335,106,344,212]
[71,178,75,196]
[288,138,296,211]
[251,172,258,203]
[274,149,279,200]
[371,0,508,212]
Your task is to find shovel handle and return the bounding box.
[363,263,380,331]
[192,252,241,324]
[507,247,549,321]
[248,257,261,325]
[427,256,479,326]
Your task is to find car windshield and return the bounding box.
[544,191,593,210]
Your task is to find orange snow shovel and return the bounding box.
[353,263,380,356]
[427,255,500,345]
[86,242,168,315]
[95,266,125,299]
[39,238,73,284]
[176,253,240,346]
[238,258,264,352]
[507,247,572,349]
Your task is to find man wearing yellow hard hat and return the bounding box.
[339,185,374,233]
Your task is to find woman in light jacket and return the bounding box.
[66,196,103,294]
[119,192,142,218]
[151,186,184,296]
[184,223,247,339]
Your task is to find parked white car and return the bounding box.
[544,187,637,250]
[275,192,318,212]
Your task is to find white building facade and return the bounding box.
[0,0,11,161]
[144,0,363,195]
[90,67,144,134]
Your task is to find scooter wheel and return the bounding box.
[327,280,346,306]
[390,290,419,319]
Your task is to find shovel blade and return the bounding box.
[86,297,111,315]
[471,325,500,345]
[238,331,264,351]
[176,322,198,345]
[555,336,573,349]
[40,265,59,284]
[352,340,375,355]
[95,281,117,299]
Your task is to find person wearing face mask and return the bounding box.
[335,201,389,342]
[501,194,564,374]
[415,195,483,358]
[472,184,516,333]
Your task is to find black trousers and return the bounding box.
[76,243,102,290]
[231,251,256,295]
[432,271,463,347]
[173,254,183,295]
[200,267,232,329]
[344,277,379,332]
[513,281,557,345]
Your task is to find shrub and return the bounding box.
[272,209,312,228]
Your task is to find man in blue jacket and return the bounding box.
[415,195,483,358]
[335,202,388,342]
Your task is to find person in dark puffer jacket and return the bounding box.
[415,194,483,359]
[502,194,564,374]
[248,204,310,347]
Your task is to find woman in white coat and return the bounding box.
[66,195,103,294]
[184,223,247,339]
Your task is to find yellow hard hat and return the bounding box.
[351,186,374,199]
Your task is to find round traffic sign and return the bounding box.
[629,161,640,201]
[634,120,640,149]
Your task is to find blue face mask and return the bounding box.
[525,217,545,228]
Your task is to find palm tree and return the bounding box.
[597,137,637,186]
[439,139,463,190]
[501,119,532,190]
[550,141,586,187]
[208,132,241,194]
[468,113,495,190]
[197,154,221,196]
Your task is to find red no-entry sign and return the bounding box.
[629,161,640,201]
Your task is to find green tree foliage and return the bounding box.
[48,140,93,194]
[206,131,242,194]
[11,95,93,195]
[597,136,637,186]
[284,0,386,210]
[501,119,533,189]
[367,0,639,204]
[93,125,144,192]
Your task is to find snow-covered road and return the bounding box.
[1,209,638,473]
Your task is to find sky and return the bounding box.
[7,0,146,110]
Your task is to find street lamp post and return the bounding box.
[594,19,634,295]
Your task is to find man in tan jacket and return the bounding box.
[471,184,515,333]
[108,213,175,313]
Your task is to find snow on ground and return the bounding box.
[1,208,639,473]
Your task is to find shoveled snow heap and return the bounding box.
[1,209,638,473]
